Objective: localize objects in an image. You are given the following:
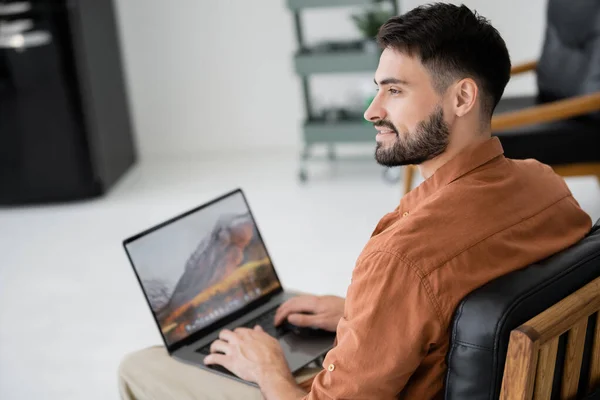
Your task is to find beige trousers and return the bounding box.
[118,346,321,400]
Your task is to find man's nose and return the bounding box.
[364,96,385,122]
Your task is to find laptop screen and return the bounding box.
[124,190,282,347]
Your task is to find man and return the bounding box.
[119,3,592,399]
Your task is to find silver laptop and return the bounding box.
[123,188,335,385]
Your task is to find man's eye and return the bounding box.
[388,88,401,95]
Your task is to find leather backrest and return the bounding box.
[537,0,600,101]
[444,220,600,400]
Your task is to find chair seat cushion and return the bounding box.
[492,96,600,166]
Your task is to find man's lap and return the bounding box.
[118,346,320,400]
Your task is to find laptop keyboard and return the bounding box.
[196,307,289,355]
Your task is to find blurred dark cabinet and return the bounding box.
[0,0,136,204]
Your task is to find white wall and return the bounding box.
[114,0,548,160]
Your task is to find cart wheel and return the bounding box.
[327,145,336,161]
[382,168,400,184]
[299,169,308,183]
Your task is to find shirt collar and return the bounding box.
[399,137,505,212]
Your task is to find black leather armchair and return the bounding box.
[493,0,600,181]
[444,220,600,399]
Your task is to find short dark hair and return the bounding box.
[377,3,511,118]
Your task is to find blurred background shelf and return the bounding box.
[287,0,399,182]
[303,120,373,143]
[295,47,380,75]
[287,0,378,11]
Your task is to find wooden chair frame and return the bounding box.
[499,276,600,400]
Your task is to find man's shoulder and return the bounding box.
[365,157,575,274]
[507,157,566,184]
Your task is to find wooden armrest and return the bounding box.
[510,60,538,76]
[492,92,600,131]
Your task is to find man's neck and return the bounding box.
[418,127,492,180]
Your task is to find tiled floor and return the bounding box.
[1,153,598,399]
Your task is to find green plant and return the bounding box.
[351,7,394,40]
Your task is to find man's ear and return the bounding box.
[452,78,479,117]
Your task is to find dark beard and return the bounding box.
[374,106,450,167]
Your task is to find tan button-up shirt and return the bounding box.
[303,137,592,399]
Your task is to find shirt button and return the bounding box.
[328,364,335,372]
[402,211,409,217]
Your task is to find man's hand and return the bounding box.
[274,295,345,332]
[203,325,290,384]
[204,326,306,400]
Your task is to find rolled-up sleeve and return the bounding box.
[303,251,443,399]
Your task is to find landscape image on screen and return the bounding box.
[125,192,281,346]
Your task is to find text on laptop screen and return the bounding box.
[125,192,282,346]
